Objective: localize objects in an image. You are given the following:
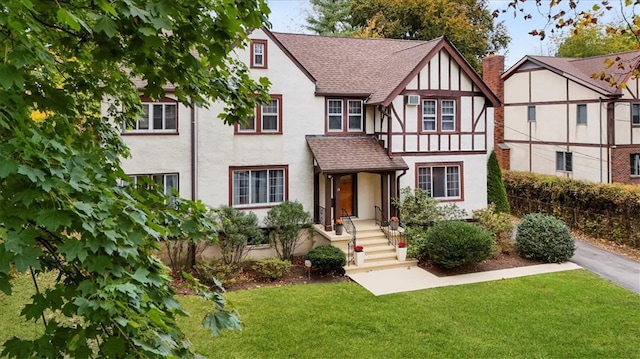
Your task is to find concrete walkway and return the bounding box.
[571,240,640,295]
[349,262,581,296]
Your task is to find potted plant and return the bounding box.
[354,245,365,266]
[396,241,407,261]
[389,216,399,230]
[335,218,344,235]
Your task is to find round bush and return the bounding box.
[516,213,575,263]
[425,221,493,268]
[306,245,346,275]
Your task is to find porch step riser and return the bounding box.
[345,259,418,274]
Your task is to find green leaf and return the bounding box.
[36,209,72,231]
[57,8,81,31]
[0,273,12,295]
[58,239,88,262]
[131,268,151,284]
[94,16,117,38]
[102,337,126,357]
[73,201,94,216]
[17,164,46,183]
[0,159,18,178]
[14,246,43,272]
[202,311,242,337]
[0,64,24,89]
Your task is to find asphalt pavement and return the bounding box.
[570,240,640,295]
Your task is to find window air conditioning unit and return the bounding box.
[407,95,420,106]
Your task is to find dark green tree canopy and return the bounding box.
[305,0,354,35]
[0,0,270,357]
[555,24,637,58]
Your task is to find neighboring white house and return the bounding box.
[488,51,640,184]
[120,28,499,231]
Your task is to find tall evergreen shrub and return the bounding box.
[487,150,510,214]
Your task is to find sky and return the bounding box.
[265,0,623,68]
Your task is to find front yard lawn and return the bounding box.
[2,270,639,358]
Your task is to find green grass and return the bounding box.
[2,270,639,358]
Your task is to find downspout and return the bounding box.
[190,103,197,201]
[599,97,603,183]
[395,169,407,217]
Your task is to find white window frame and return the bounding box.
[128,173,179,196]
[126,102,177,133]
[422,99,437,131]
[232,168,286,207]
[577,104,587,125]
[253,42,265,67]
[556,151,573,172]
[347,100,363,131]
[441,100,456,131]
[631,154,640,176]
[261,98,279,132]
[417,164,461,199]
[327,99,344,132]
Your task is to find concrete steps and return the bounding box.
[342,226,417,275]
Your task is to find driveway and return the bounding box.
[571,240,640,295]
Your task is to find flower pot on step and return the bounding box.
[396,246,407,261]
[389,221,399,230]
[355,251,365,266]
[335,224,343,235]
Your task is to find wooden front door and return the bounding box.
[338,174,354,216]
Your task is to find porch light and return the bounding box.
[304,260,312,280]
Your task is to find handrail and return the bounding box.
[315,205,325,225]
[341,208,356,266]
[374,205,401,247]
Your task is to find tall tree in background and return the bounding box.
[349,0,510,71]
[306,0,354,35]
[0,0,269,357]
[555,23,637,58]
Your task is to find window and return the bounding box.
[125,101,177,133]
[417,164,461,199]
[441,100,455,131]
[326,99,363,132]
[632,104,640,125]
[250,39,267,68]
[631,154,640,176]
[128,173,179,196]
[527,105,536,122]
[231,167,287,207]
[577,104,587,125]
[556,151,573,172]
[421,99,456,131]
[237,95,282,134]
[422,100,436,131]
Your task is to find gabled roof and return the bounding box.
[306,135,408,173]
[502,51,640,97]
[269,30,500,107]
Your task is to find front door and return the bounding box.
[338,174,354,216]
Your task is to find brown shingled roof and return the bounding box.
[306,135,408,173]
[272,32,440,104]
[503,51,640,96]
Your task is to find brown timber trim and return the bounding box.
[403,90,483,97]
[505,139,607,148]
[401,150,486,156]
[249,39,268,69]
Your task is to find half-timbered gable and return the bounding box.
[494,51,640,184]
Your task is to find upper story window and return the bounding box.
[250,39,268,68]
[128,173,179,196]
[527,105,536,122]
[631,154,640,176]
[327,99,364,133]
[417,164,461,200]
[556,151,573,172]
[231,166,287,208]
[421,99,456,132]
[236,94,282,134]
[123,99,178,134]
[632,104,640,126]
[577,104,587,125]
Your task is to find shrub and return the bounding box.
[265,201,314,260]
[472,204,515,254]
[424,221,493,268]
[487,150,510,214]
[393,187,467,228]
[406,226,430,262]
[217,206,264,264]
[196,260,242,288]
[251,258,292,281]
[516,213,576,263]
[306,245,346,275]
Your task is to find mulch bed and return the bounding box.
[418,251,541,277]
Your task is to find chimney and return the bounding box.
[482,54,510,170]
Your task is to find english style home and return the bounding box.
[485,51,640,184]
[119,28,499,270]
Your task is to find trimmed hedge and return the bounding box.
[306,245,346,275]
[504,170,640,248]
[424,221,493,269]
[487,150,510,214]
[516,213,576,263]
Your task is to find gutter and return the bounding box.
[395,169,407,217]
[190,103,197,201]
